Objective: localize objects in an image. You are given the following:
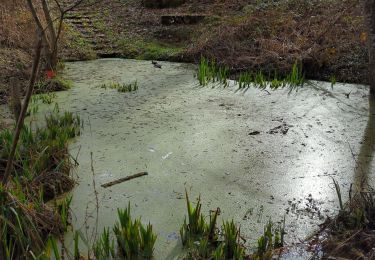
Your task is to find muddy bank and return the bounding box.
[37,58,374,258]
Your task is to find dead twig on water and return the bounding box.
[101,172,148,188]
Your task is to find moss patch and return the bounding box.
[118,38,184,61]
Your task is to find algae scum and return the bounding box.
[41,58,373,258]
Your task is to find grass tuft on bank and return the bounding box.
[0,110,80,259]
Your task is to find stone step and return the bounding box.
[61,0,122,57]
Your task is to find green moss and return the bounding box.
[64,24,96,60]
[139,42,184,60]
[118,38,184,60]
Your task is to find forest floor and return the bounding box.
[0,0,369,107]
[60,0,368,82]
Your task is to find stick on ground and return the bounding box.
[101,172,148,188]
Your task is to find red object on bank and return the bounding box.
[46,70,55,79]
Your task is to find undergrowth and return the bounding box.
[180,191,285,259]
[320,180,375,259]
[34,76,73,94]
[113,203,157,259]
[0,110,81,259]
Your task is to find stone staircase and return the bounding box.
[60,0,121,57]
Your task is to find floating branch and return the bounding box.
[101,172,148,188]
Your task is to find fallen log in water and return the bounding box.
[101,172,148,188]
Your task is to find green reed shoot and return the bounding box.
[113,203,157,259]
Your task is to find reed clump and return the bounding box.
[197,57,304,91]
[113,203,157,259]
[98,81,138,93]
[180,191,286,259]
[321,180,375,259]
[180,191,246,259]
[0,110,81,259]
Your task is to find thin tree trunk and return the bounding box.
[366,0,375,96]
[26,0,51,53]
[41,0,58,69]
[2,37,43,185]
[41,0,57,44]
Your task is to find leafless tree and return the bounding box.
[26,0,97,70]
[2,35,43,185]
[2,0,100,184]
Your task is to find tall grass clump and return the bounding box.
[254,219,285,259]
[0,111,80,189]
[197,57,305,91]
[0,109,81,258]
[113,203,157,259]
[98,81,139,93]
[180,191,246,259]
[93,228,115,259]
[180,192,288,259]
[0,183,65,259]
[330,180,375,231]
[197,57,230,88]
[321,181,375,258]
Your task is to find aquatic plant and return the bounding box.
[117,81,139,93]
[113,203,157,259]
[74,231,81,260]
[332,178,344,211]
[93,228,115,259]
[197,57,305,91]
[0,111,80,198]
[223,220,245,258]
[321,183,375,258]
[329,75,336,89]
[180,192,246,259]
[284,62,304,92]
[255,219,285,258]
[0,109,81,259]
[197,57,230,88]
[98,81,138,92]
[0,184,64,259]
[180,192,208,246]
[56,195,73,230]
[34,76,72,94]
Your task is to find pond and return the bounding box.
[37,58,373,258]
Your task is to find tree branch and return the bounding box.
[26,0,52,52]
[41,0,57,44]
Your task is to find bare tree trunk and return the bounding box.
[366,0,375,96]
[41,0,58,69]
[27,0,89,70]
[2,37,43,185]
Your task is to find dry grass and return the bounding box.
[312,189,375,259]
[188,0,368,83]
[0,0,36,49]
[0,0,38,104]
